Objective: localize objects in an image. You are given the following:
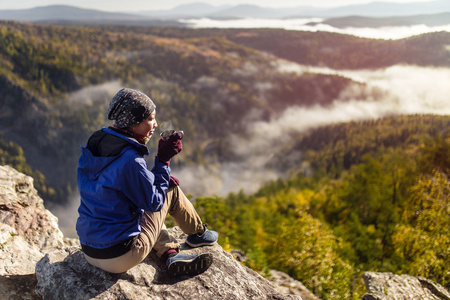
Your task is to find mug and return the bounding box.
[160,129,184,141]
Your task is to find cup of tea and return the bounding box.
[160,129,184,141]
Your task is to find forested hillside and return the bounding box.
[2,21,449,202]
[118,27,450,69]
[0,21,366,202]
[0,20,449,299]
[194,114,450,299]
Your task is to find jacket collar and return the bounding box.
[102,127,149,156]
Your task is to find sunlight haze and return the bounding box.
[0,0,442,11]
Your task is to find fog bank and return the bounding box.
[175,63,450,200]
[67,80,122,106]
[182,18,450,40]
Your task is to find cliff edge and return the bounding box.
[1,164,449,300]
[0,165,303,300]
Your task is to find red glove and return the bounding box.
[169,176,180,188]
[157,133,183,165]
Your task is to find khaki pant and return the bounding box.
[84,186,204,273]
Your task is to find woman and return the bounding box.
[76,88,218,276]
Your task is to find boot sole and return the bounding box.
[185,240,216,248]
[167,253,213,277]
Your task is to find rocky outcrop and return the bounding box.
[362,272,450,300]
[35,227,302,300]
[2,165,449,300]
[0,165,66,274]
[0,165,69,299]
[0,165,303,300]
[267,270,320,300]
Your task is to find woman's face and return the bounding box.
[131,111,157,139]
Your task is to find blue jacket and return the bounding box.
[76,127,170,249]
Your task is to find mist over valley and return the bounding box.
[52,51,450,239]
[1,2,450,298]
[1,19,449,235]
[182,17,450,40]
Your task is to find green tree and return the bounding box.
[392,171,450,288]
[265,212,358,299]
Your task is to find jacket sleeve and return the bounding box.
[121,154,170,213]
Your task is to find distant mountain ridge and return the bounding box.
[0,5,145,21]
[137,0,450,18]
[1,0,450,23]
[137,2,232,18]
[320,0,450,17]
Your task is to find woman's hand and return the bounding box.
[157,132,183,165]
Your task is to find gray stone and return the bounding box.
[0,165,67,277]
[0,165,65,257]
[1,165,302,300]
[0,273,41,300]
[362,271,450,300]
[0,165,70,299]
[35,227,303,300]
[267,270,320,300]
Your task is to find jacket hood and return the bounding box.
[78,147,120,181]
[78,127,149,181]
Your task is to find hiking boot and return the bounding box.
[186,224,218,248]
[166,253,213,277]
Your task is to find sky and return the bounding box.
[0,0,441,12]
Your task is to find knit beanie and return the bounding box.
[107,88,156,128]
